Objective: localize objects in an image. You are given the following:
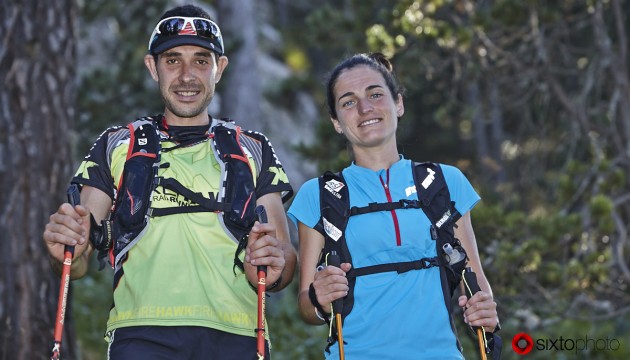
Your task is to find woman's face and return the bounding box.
[331,65,404,150]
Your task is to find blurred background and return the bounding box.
[1,0,629,359]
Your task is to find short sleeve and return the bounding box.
[71,127,123,200]
[440,164,481,216]
[287,177,321,229]
[249,132,293,203]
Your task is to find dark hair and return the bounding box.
[326,53,404,119]
[159,4,212,21]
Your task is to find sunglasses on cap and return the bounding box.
[148,16,224,56]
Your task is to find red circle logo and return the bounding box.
[512,332,534,355]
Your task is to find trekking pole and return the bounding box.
[327,251,345,360]
[50,184,80,360]
[254,205,268,360]
[462,267,488,360]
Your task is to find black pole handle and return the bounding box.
[67,184,80,206]
[463,267,486,335]
[254,205,268,275]
[326,251,343,314]
[463,269,494,359]
[255,205,268,224]
[463,267,481,297]
[66,184,80,258]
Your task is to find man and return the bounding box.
[43,5,296,359]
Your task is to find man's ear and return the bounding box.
[213,55,229,83]
[144,54,159,81]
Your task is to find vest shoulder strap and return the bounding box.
[411,162,461,232]
[317,171,350,244]
[107,118,162,272]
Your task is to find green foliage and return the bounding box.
[589,195,614,232]
[72,261,113,359]
[267,281,329,359]
[264,74,318,110]
[294,118,350,173]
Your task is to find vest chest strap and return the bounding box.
[347,257,439,279]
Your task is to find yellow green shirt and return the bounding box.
[72,116,292,338]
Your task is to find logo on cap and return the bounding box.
[179,21,197,35]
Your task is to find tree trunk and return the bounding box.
[0,0,77,359]
[216,0,262,132]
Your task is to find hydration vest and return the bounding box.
[91,117,262,285]
[316,162,468,351]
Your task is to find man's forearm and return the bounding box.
[269,244,297,292]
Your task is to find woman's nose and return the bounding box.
[357,98,374,114]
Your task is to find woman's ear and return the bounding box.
[331,117,343,134]
[395,93,405,118]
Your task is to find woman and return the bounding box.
[288,53,499,359]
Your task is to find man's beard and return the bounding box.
[161,85,214,118]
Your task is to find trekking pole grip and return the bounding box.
[326,251,343,314]
[463,267,488,360]
[463,267,481,296]
[51,184,80,360]
[326,251,345,360]
[254,205,268,360]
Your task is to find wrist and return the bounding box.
[48,253,63,274]
[489,319,501,334]
[314,306,331,322]
[308,283,330,322]
[247,274,283,293]
[266,275,283,291]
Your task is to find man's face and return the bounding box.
[145,45,228,123]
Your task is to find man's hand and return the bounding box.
[245,221,285,286]
[44,202,92,263]
[43,185,112,279]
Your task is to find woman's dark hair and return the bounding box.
[326,53,404,119]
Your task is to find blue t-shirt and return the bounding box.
[288,157,480,359]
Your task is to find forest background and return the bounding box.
[1,0,629,359]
